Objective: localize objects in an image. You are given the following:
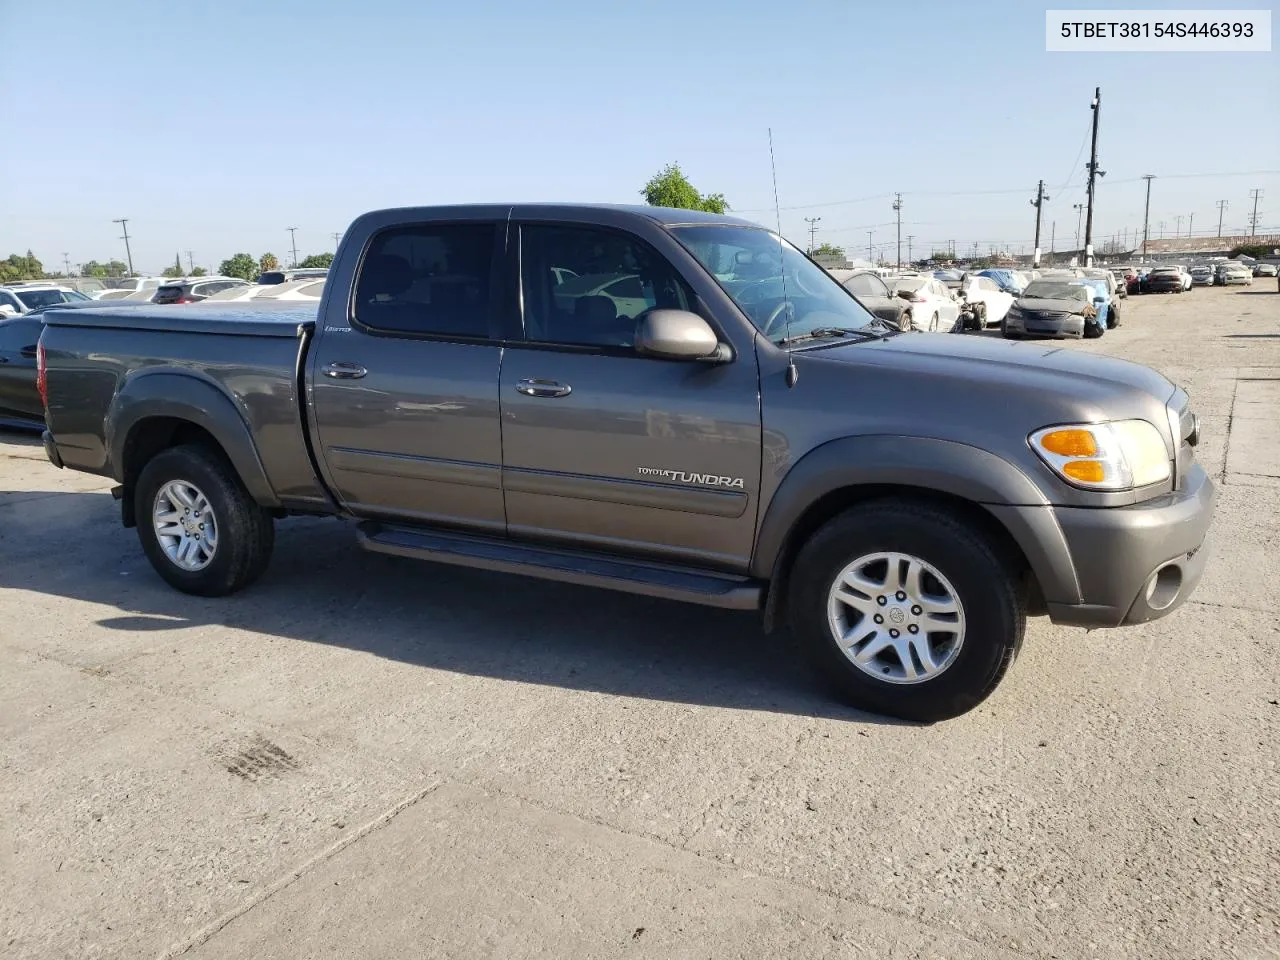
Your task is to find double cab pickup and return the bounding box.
[37,205,1214,720]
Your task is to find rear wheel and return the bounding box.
[135,444,275,596]
[788,500,1026,722]
[929,311,939,332]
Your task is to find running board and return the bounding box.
[356,522,763,611]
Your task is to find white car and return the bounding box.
[959,275,1015,327]
[0,283,92,315]
[888,275,961,333]
[101,277,166,296]
[203,279,327,302]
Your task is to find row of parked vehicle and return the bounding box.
[0,268,329,318]
[830,264,1121,340]
[1110,259,1266,295]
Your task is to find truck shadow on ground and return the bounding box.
[0,490,902,724]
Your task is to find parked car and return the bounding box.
[958,274,1015,328]
[103,277,165,296]
[1188,266,1214,287]
[96,288,163,302]
[151,277,252,304]
[1072,277,1119,329]
[0,311,44,429]
[975,269,1026,296]
[0,284,92,314]
[888,275,961,332]
[256,267,330,285]
[932,268,964,291]
[1251,262,1276,277]
[840,271,911,331]
[1146,266,1187,294]
[204,279,328,302]
[1107,268,1132,298]
[1002,280,1103,339]
[1083,267,1122,301]
[1215,262,1253,286]
[37,203,1214,723]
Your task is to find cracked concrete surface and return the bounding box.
[1,285,1277,959]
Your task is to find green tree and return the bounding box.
[0,251,45,281]
[640,163,728,214]
[190,267,208,277]
[810,242,845,259]
[218,253,258,281]
[299,252,334,269]
[259,252,280,274]
[1229,243,1275,259]
[162,252,184,278]
[79,259,129,278]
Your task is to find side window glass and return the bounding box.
[354,223,495,338]
[519,224,691,348]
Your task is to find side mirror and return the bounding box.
[635,309,724,361]
[895,289,914,300]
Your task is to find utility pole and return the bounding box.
[907,235,914,264]
[1175,214,1184,238]
[803,216,822,253]
[866,230,873,263]
[1141,174,1156,260]
[1159,220,1166,239]
[1083,87,1103,266]
[1248,188,1264,236]
[1050,220,1056,260]
[1073,203,1084,251]
[331,232,342,251]
[892,193,903,269]
[1188,212,1194,240]
[1029,179,1049,267]
[1215,199,1228,237]
[287,227,300,267]
[112,218,134,275]
[62,252,71,276]
[186,250,195,273]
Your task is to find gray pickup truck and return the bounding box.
[37,204,1214,721]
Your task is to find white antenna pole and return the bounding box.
[768,127,797,388]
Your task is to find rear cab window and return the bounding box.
[353,223,497,339]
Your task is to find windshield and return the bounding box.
[14,289,74,309]
[671,225,878,344]
[1023,281,1088,301]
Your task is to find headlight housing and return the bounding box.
[1029,420,1170,491]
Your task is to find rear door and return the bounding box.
[0,316,43,422]
[309,220,507,532]
[497,220,762,570]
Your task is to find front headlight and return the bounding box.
[1029,420,1170,491]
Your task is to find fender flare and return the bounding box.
[107,370,280,507]
[750,435,1080,605]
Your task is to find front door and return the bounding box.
[498,222,762,571]
[310,220,506,532]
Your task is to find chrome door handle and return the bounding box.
[515,378,572,398]
[323,361,367,379]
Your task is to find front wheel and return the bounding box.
[788,500,1026,722]
[929,311,939,332]
[135,444,275,596]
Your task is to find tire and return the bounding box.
[1108,305,1120,329]
[1084,319,1104,339]
[135,444,275,597]
[787,499,1026,722]
[899,309,913,333]
[1000,319,1018,339]
[929,311,939,332]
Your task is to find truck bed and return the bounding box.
[41,301,328,508]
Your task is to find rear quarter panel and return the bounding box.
[42,322,323,503]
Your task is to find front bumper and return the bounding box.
[1042,464,1215,627]
[1004,313,1084,338]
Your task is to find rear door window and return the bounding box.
[354,223,496,338]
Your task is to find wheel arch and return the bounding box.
[111,372,279,526]
[753,436,1079,631]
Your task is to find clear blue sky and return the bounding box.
[2,0,1276,273]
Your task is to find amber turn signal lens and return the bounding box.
[1039,429,1098,457]
[1062,460,1106,483]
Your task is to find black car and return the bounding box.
[1145,266,1185,294]
[0,312,44,429]
[152,278,251,304]
[841,271,911,331]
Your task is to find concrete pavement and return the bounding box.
[2,284,1277,959]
